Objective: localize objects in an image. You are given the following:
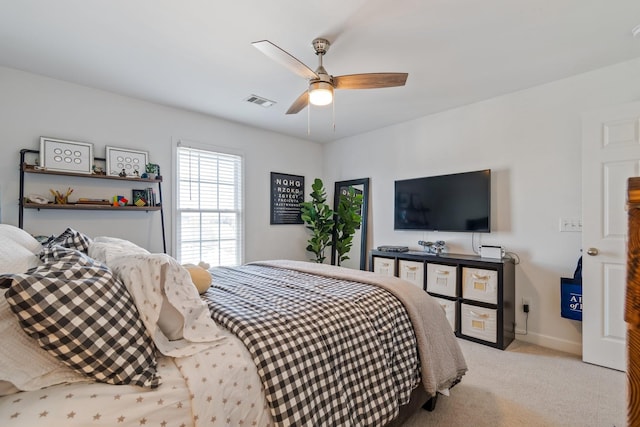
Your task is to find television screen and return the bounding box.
[394,169,491,232]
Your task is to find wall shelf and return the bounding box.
[23,202,162,211]
[22,164,162,183]
[19,148,166,252]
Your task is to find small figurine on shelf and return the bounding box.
[119,169,127,177]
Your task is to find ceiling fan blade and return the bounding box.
[252,40,318,80]
[286,91,309,114]
[333,73,408,89]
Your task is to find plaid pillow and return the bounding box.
[43,227,93,253]
[3,246,160,388]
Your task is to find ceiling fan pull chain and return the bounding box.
[332,97,336,132]
[307,93,311,135]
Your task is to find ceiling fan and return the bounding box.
[252,38,408,114]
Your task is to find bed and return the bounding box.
[0,225,467,426]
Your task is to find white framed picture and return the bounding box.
[105,146,148,177]
[40,137,94,174]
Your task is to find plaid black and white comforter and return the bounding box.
[205,264,421,427]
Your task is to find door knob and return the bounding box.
[586,247,599,256]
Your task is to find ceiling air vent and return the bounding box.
[245,94,276,108]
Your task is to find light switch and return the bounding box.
[560,217,582,232]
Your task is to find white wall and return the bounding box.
[0,66,322,262]
[324,57,640,354]
[5,57,640,354]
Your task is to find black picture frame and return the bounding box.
[270,172,304,224]
[132,189,148,207]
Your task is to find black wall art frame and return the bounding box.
[270,172,304,224]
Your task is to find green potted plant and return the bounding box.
[300,178,334,263]
[145,163,159,179]
[333,186,364,266]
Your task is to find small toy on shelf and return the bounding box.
[112,195,129,207]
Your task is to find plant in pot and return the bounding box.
[144,163,159,179]
[300,178,334,263]
[333,186,363,266]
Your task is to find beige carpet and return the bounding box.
[403,339,625,427]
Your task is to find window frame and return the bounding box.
[172,139,244,266]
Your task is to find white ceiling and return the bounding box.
[1,0,639,143]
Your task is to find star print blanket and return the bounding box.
[0,334,272,427]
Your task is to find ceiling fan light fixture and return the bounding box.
[308,81,333,106]
[253,38,407,115]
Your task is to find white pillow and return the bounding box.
[93,235,148,248]
[0,241,40,274]
[0,289,87,394]
[88,236,150,265]
[91,240,185,341]
[90,238,199,342]
[106,253,225,357]
[0,224,42,254]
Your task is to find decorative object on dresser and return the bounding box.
[418,240,447,255]
[370,249,516,350]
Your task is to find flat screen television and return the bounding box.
[394,169,491,232]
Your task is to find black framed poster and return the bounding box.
[271,172,304,224]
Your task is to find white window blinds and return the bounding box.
[176,145,243,267]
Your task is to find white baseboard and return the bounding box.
[514,330,582,356]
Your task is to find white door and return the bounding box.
[582,101,640,371]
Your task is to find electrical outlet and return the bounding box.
[522,297,531,313]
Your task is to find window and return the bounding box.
[176,144,243,266]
